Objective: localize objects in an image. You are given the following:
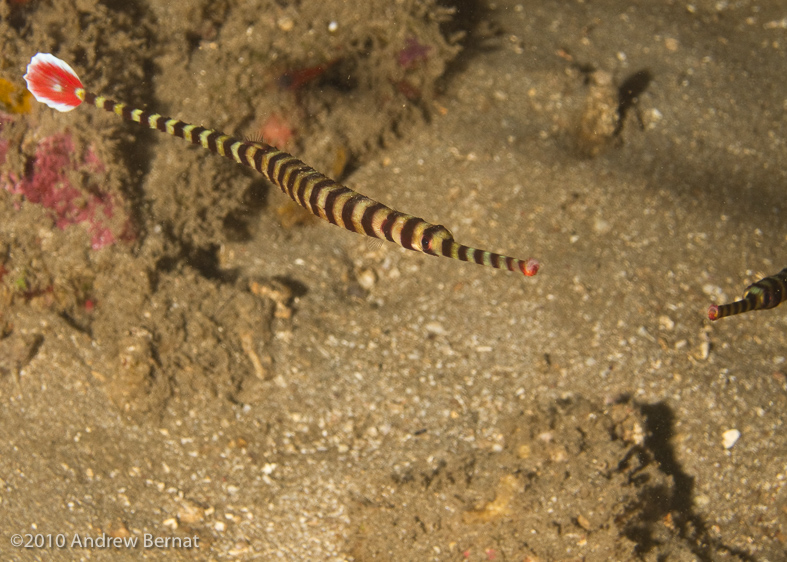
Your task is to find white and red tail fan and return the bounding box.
[23,53,84,112]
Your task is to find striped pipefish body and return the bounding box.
[23,53,539,277]
[708,267,787,320]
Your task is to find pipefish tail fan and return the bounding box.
[23,53,84,111]
[24,53,540,277]
[708,267,787,321]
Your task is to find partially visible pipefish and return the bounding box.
[708,267,787,320]
[23,53,539,277]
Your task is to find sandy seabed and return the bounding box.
[1,1,786,560]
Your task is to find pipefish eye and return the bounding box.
[423,225,453,253]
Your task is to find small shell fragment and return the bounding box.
[722,429,740,449]
[355,268,377,291]
[277,16,294,31]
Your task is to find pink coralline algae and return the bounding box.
[397,37,431,69]
[3,132,118,249]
